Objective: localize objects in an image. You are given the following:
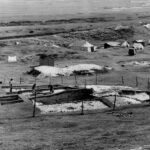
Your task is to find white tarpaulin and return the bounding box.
[8,56,17,62]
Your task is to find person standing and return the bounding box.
[32,83,36,93]
[48,84,54,94]
[9,78,13,93]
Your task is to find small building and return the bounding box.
[69,40,96,52]
[38,54,54,66]
[128,48,136,56]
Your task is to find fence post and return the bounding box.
[3,77,5,85]
[20,77,22,85]
[85,79,87,88]
[61,75,63,85]
[113,94,117,111]
[95,73,98,85]
[48,74,52,85]
[35,76,37,85]
[81,100,84,115]
[74,74,77,86]
[136,76,138,87]
[121,76,124,85]
[33,89,36,117]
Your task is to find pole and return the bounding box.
[74,74,77,86]
[33,90,36,117]
[81,100,84,115]
[49,75,51,85]
[3,77,5,85]
[35,76,37,85]
[85,79,87,88]
[95,73,98,85]
[121,76,124,85]
[33,77,37,117]
[20,77,22,85]
[113,94,117,111]
[61,75,63,85]
[136,76,138,87]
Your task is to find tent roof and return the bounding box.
[105,41,120,47]
[121,41,129,44]
[134,39,145,43]
[133,43,143,46]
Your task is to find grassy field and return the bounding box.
[1,102,150,150]
[1,11,150,149]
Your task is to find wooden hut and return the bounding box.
[38,54,54,66]
[128,48,136,56]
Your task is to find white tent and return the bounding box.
[15,41,20,45]
[69,40,96,52]
[121,41,130,47]
[83,41,96,52]
[144,24,150,29]
[135,40,144,43]
[133,43,144,50]
[8,56,17,63]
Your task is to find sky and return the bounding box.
[0,0,130,16]
[0,0,148,18]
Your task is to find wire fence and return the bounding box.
[2,73,150,91]
[2,73,150,117]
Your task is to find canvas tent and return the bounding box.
[133,43,144,50]
[15,41,20,45]
[133,40,145,46]
[69,40,96,52]
[121,41,130,48]
[104,41,120,49]
[144,24,150,29]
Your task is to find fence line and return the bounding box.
[2,74,150,91]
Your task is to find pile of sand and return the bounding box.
[35,64,112,77]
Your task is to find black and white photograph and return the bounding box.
[0,0,150,149]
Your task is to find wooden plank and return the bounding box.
[1,84,76,90]
[0,95,19,101]
[5,86,78,95]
